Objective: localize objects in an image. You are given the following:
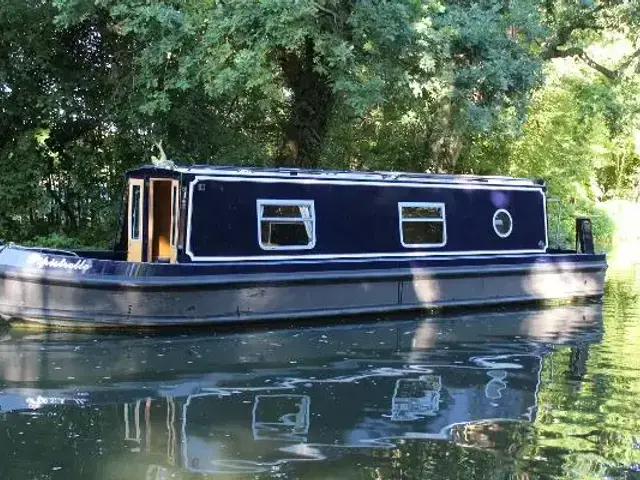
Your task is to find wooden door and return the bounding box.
[127,178,144,262]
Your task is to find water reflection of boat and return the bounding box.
[0,304,603,476]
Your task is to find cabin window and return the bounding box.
[398,202,446,248]
[493,209,513,238]
[130,184,141,240]
[257,200,316,250]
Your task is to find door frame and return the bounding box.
[169,179,180,264]
[146,179,156,262]
[147,178,180,264]
[126,178,145,263]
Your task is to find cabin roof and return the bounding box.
[128,163,545,188]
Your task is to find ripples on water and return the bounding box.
[0,271,639,479]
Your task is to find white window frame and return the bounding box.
[398,202,447,248]
[129,183,142,241]
[257,199,316,251]
[493,208,513,238]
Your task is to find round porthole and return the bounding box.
[493,209,513,238]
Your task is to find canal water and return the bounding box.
[0,271,639,479]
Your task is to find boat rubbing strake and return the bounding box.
[0,165,607,327]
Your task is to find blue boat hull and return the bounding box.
[0,245,606,328]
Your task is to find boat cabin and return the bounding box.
[123,165,549,264]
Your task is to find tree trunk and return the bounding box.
[276,38,334,168]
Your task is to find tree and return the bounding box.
[54,0,547,169]
[541,0,640,80]
[2,0,639,246]
[56,0,428,167]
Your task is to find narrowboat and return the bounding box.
[0,164,607,328]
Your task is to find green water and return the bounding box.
[0,270,639,479]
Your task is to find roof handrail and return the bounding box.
[128,163,545,186]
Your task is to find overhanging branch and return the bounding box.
[617,46,640,73]
[579,52,617,80]
[543,46,640,82]
[540,4,604,60]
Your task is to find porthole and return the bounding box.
[493,209,513,238]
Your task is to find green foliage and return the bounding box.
[464,59,639,250]
[508,74,616,248]
[600,200,640,265]
[23,233,88,249]
[1,1,639,246]
[319,0,546,172]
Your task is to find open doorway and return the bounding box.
[149,179,178,263]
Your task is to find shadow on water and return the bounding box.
[0,301,609,479]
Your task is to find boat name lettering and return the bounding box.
[26,395,88,409]
[27,254,92,273]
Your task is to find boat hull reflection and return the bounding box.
[0,304,602,475]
